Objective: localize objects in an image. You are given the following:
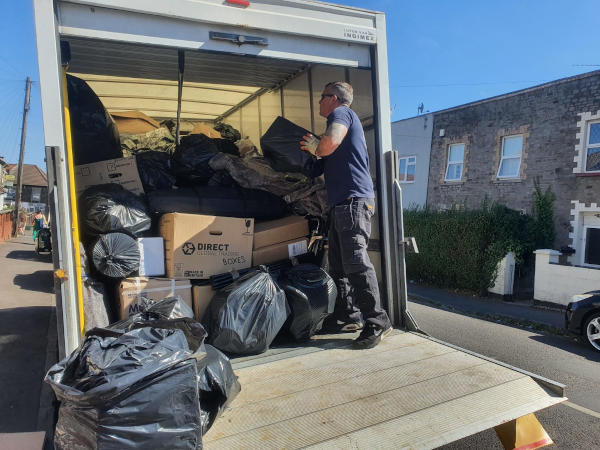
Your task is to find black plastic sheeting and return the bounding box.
[278,264,337,341]
[91,232,140,278]
[147,186,289,220]
[260,116,317,173]
[204,268,289,355]
[136,151,176,192]
[105,297,206,351]
[79,184,151,237]
[46,328,203,450]
[197,344,241,434]
[66,74,122,166]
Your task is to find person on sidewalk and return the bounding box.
[32,210,47,242]
[300,81,392,349]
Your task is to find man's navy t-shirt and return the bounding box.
[322,106,374,206]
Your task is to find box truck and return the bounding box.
[33,0,565,447]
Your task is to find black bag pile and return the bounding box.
[66,74,122,165]
[147,186,289,220]
[260,116,317,173]
[46,328,203,450]
[204,268,289,355]
[278,264,337,341]
[79,184,151,237]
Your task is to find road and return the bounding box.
[408,299,600,449]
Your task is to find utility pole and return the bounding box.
[13,77,32,237]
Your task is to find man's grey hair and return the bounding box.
[326,81,353,106]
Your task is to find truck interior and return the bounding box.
[63,35,388,283]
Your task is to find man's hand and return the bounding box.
[300,133,320,156]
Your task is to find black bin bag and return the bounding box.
[204,268,289,355]
[91,232,140,278]
[147,186,289,220]
[66,74,122,165]
[279,264,337,341]
[172,134,218,185]
[136,151,176,192]
[106,296,206,351]
[260,116,317,173]
[45,327,202,450]
[197,344,241,434]
[79,184,151,237]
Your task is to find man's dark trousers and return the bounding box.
[328,197,391,329]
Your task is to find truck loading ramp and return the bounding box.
[205,330,565,449]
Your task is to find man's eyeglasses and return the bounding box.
[320,94,335,101]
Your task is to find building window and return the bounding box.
[398,156,416,183]
[31,187,42,202]
[445,143,464,181]
[585,121,600,172]
[497,135,523,178]
[584,227,600,267]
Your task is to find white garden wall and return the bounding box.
[534,249,600,306]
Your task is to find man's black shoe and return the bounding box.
[319,317,364,334]
[353,325,392,349]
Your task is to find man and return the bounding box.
[300,81,392,349]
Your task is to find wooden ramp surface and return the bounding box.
[204,331,565,450]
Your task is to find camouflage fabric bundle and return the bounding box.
[120,128,176,157]
[209,153,328,217]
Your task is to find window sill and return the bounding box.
[493,178,523,184]
[442,180,465,185]
[575,172,600,177]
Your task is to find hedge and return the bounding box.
[404,195,554,295]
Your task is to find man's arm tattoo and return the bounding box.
[325,122,348,145]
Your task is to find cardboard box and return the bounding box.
[252,238,308,266]
[160,213,254,279]
[118,277,192,319]
[111,110,161,135]
[75,157,144,196]
[253,216,309,250]
[192,284,216,322]
[138,237,165,277]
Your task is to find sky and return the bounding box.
[1,0,599,170]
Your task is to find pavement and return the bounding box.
[408,283,566,331]
[0,234,56,446]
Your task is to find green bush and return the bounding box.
[404,203,540,295]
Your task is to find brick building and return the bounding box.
[426,70,600,266]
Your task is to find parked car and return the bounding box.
[565,291,600,352]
